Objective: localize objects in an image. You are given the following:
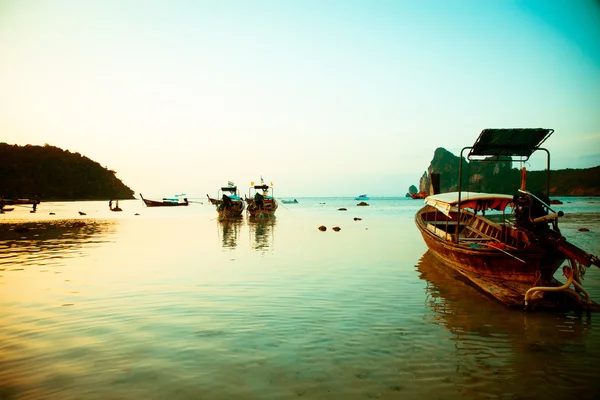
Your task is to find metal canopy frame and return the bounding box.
[454,128,554,243]
[468,128,554,161]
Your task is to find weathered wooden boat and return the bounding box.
[207,183,245,220]
[140,193,189,207]
[245,180,278,217]
[415,128,600,311]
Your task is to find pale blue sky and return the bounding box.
[1,0,599,197]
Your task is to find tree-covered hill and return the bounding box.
[0,143,135,200]
[415,147,600,196]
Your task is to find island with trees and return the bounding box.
[0,143,135,201]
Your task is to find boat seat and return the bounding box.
[426,223,453,241]
[459,236,490,242]
[463,225,500,238]
[424,221,459,225]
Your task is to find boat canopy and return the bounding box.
[468,128,554,161]
[221,186,237,192]
[253,185,270,190]
[425,192,514,217]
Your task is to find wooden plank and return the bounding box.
[427,223,453,241]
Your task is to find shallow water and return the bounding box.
[1,197,600,399]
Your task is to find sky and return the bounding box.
[1,0,599,198]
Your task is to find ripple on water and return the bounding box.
[2,202,600,399]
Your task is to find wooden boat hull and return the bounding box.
[142,200,188,207]
[246,198,278,216]
[140,194,188,207]
[415,205,566,308]
[412,129,600,311]
[208,186,245,220]
[208,197,245,220]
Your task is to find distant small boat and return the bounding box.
[410,191,428,199]
[281,199,298,204]
[354,194,370,200]
[207,183,245,220]
[140,193,189,207]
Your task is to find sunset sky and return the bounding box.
[1,0,599,197]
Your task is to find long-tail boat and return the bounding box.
[414,128,600,311]
[140,193,189,207]
[207,183,245,220]
[245,179,278,217]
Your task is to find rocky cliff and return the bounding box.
[413,147,600,196]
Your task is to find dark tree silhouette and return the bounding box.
[0,143,135,200]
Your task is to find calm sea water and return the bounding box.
[1,196,600,400]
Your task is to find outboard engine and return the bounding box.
[222,194,233,208]
[513,191,550,231]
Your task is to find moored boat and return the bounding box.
[207,182,245,220]
[140,193,189,207]
[354,194,369,200]
[281,199,298,204]
[245,178,278,217]
[415,128,600,311]
[410,191,428,199]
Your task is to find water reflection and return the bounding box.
[0,219,116,268]
[217,218,243,249]
[247,215,276,251]
[416,250,598,399]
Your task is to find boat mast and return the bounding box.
[456,145,472,243]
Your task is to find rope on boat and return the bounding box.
[572,264,592,308]
[575,260,587,280]
[573,279,592,308]
[486,243,527,264]
[524,258,593,310]
[524,264,575,309]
